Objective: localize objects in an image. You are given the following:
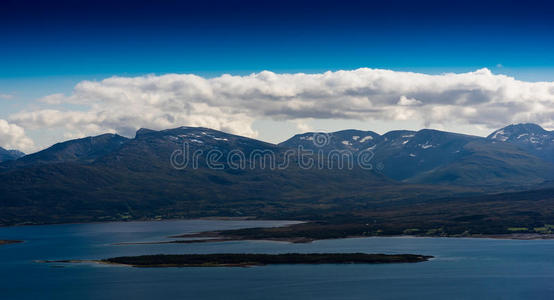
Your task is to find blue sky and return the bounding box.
[3,0,554,79]
[1,0,554,152]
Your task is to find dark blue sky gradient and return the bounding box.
[2,0,554,78]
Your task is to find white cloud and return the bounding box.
[397,96,422,106]
[0,93,13,100]
[0,119,34,152]
[7,68,554,149]
[290,119,314,133]
[38,93,66,104]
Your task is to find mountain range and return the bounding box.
[0,123,553,226]
[281,123,554,185]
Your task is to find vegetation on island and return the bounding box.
[102,253,432,267]
[0,240,23,245]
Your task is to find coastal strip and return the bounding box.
[168,223,554,244]
[115,231,554,247]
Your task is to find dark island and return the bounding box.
[102,253,432,267]
[0,240,23,246]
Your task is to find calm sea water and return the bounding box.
[1,219,554,300]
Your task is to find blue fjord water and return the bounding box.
[1,219,554,300]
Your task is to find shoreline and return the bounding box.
[465,233,554,240]
[4,217,554,244]
[167,228,554,243]
[0,216,300,228]
[114,232,554,247]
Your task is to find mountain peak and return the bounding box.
[3,133,129,167]
[487,123,554,163]
[279,129,382,151]
[135,128,156,137]
[487,123,550,141]
[508,123,546,131]
[136,126,216,138]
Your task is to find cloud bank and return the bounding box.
[0,119,34,152]
[7,68,554,150]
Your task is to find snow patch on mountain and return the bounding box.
[359,136,373,143]
[490,129,508,141]
[420,142,433,149]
